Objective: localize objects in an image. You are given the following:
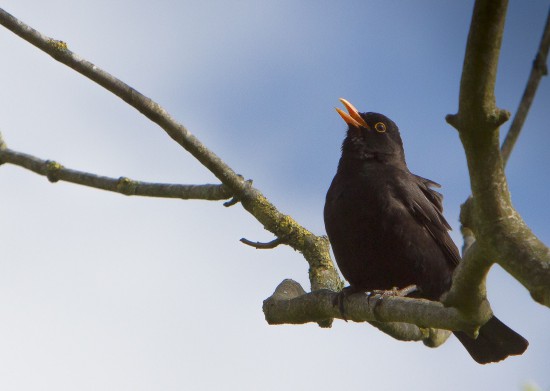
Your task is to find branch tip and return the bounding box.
[223,197,240,207]
[493,109,510,128]
[445,113,460,130]
[240,237,283,249]
[223,178,252,207]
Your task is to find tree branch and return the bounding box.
[263,280,470,346]
[0,7,342,294]
[0,139,231,200]
[501,8,550,165]
[442,242,493,323]
[446,0,550,308]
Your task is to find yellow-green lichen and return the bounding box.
[45,160,64,183]
[48,39,68,52]
[116,176,137,195]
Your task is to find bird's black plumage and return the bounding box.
[324,99,528,364]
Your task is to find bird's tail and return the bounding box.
[453,316,528,364]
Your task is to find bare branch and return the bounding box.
[263,280,474,344]
[0,7,342,293]
[0,142,231,201]
[0,9,244,191]
[447,0,550,307]
[501,8,550,165]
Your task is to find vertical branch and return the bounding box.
[446,0,550,308]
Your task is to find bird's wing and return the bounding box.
[402,173,461,266]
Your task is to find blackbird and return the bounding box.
[324,98,528,364]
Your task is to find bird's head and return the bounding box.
[336,98,406,165]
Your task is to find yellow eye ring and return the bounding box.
[374,122,386,133]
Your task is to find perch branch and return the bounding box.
[0,141,231,200]
[446,0,550,308]
[264,280,473,346]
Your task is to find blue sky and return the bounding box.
[1,1,549,390]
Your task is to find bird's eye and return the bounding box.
[374,122,386,133]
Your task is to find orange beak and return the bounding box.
[335,98,370,129]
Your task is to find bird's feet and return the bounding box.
[333,285,417,321]
[369,284,418,309]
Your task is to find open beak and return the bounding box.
[335,98,370,129]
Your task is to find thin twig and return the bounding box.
[0,144,231,201]
[501,7,550,166]
[223,178,252,207]
[240,237,283,249]
[223,197,240,207]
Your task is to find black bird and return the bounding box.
[324,98,528,364]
